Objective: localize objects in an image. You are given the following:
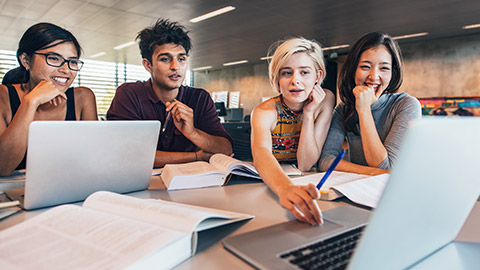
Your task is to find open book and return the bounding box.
[291,171,390,208]
[161,153,302,190]
[0,191,253,270]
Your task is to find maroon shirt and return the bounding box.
[107,79,233,152]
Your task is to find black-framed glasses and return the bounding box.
[33,52,84,71]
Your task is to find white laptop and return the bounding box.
[223,117,480,269]
[6,121,160,210]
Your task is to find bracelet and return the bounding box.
[194,152,197,161]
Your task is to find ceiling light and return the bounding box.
[223,60,248,66]
[323,44,350,51]
[190,6,236,23]
[89,52,106,58]
[192,66,212,71]
[463,23,480,30]
[114,41,136,50]
[260,44,351,60]
[392,32,429,40]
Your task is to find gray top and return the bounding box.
[318,92,421,171]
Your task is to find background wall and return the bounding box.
[194,33,480,117]
[194,63,273,118]
[401,33,480,98]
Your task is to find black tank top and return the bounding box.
[7,84,76,170]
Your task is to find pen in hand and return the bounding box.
[316,149,346,190]
[304,149,345,225]
[162,99,176,133]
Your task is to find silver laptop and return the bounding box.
[6,120,160,210]
[223,117,480,269]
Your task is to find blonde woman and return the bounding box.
[251,37,335,225]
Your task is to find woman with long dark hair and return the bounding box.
[0,22,97,176]
[319,32,421,175]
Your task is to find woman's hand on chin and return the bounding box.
[303,84,326,116]
[24,80,67,108]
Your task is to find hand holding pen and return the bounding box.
[164,99,196,135]
[317,149,346,190]
[162,99,177,133]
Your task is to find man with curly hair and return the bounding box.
[107,19,233,167]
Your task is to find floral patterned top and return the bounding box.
[271,95,303,162]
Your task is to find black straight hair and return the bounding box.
[338,32,403,134]
[2,22,82,85]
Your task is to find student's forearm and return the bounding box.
[253,149,292,195]
[336,160,388,176]
[185,128,232,155]
[357,110,387,166]
[297,114,319,171]
[153,151,198,168]
[0,100,38,176]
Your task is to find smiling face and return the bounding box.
[278,52,320,111]
[354,45,393,96]
[23,41,79,92]
[143,43,188,93]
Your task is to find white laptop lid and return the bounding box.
[348,117,480,269]
[23,121,160,210]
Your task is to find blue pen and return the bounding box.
[316,149,346,190]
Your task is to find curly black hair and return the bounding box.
[136,19,192,63]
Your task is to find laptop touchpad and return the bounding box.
[281,219,343,240]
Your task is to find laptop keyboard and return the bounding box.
[279,225,365,270]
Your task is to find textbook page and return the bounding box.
[83,191,253,234]
[209,154,260,179]
[290,171,371,200]
[163,161,220,177]
[280,164,303,176]
[209,154,301,178]
[161,161,225,189]
[331,173,390,208]
[0,204,190,270]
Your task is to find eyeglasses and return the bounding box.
[33,52,84,71]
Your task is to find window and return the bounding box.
[0,50,193,118]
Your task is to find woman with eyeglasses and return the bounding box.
[0,22,97,176]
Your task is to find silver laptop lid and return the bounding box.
[24,121,160,210]
[348,117,480,269]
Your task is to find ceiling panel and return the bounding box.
[38,0,87,23]
[61,2,105,26]
[77,7,125,32]
[0,0,478,70]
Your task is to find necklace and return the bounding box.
[280,96,303,117]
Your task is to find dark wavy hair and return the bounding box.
[136,19,192,63]
[2,22,82,85]
[339,32,403,134]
